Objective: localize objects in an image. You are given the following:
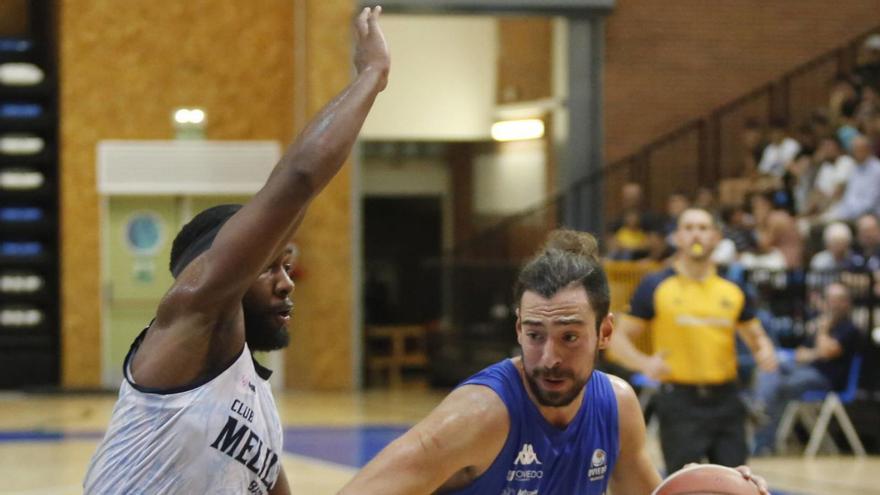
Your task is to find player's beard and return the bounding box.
[244,311,291,351]
[524,367,585,407]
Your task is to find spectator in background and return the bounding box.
[812,135,855,216]
[856,85,879,125]
[837,98,862,152]
[751,283,861,455]
[721,204,757,255]
[808,111,833,142]
[793,121,818,156]
[742,118,767,176]
[606,183,657,260]
[758,119,801,178]
[743,192,803,270]
[695,186,719,218]
[829,74,860,125]
[848,213,880,273]
[788,150,820,216]
[657,191,691,239]
[809,222,853,272]
[855,34,880,88]
[825,135,880,222]
[610,209,651,260]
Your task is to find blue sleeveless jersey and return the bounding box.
[448,359,619,495]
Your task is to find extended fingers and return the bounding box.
[367,5,382,30]
[356,7,370,37]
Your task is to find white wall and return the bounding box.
[473,140,546,215]
[361,15,497,141]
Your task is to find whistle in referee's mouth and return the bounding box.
[690,243,704,256]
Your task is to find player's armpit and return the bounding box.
[337,385,509,495]
[608,375,662,495]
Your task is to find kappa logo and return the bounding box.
[588,449,608,481]
[507,444,544,483]
[514,444,542,466]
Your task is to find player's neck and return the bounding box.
[674,257,714,281]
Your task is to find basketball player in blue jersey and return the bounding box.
[83,7,389,495]
[339,230,769,495]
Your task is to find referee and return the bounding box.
[609,207,778,473]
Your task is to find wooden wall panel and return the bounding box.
[497,17,553,104]
[285,0,355,390]
[59,0,297,387]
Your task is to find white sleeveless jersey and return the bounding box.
[83,334,283,495]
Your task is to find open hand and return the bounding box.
[354,6,390,91]
[641,352,671,381]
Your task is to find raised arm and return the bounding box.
[161,7,389,321]
[337,385,509,495]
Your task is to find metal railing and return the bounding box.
[449,25,880,265]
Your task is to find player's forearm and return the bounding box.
[742,324,773,357]
[192,68,385,303]
[609,332,651,372]
[271,68,385,199]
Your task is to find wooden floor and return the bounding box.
[0,390,878,494]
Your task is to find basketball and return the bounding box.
[652,464,760,495]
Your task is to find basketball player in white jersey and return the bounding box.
[83,7,389,494]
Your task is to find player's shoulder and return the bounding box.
[605,374,641,415]
[606,374,637,398]
[631,267,676,305]
[409,383,511,458]
[712,269,749,295]
[443,383,510,421]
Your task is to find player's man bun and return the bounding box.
[542,229,600,262]
[513,229,609,328]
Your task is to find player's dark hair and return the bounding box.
[169,204,242,277]
[514,229,610,330]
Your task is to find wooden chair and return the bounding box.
[366,325,429,388]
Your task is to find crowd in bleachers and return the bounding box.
[606,34,880,278]
[602,34,880,456]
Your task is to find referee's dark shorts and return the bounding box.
[654,381,747,473]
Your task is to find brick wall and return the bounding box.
[605,0,880,163]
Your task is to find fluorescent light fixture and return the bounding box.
[189,109,205,124]
[174,108,206,124]
[491,119,545,142]
[172,107,207,139]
